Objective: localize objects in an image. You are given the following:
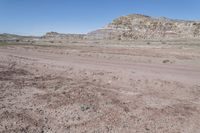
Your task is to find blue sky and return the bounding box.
[0,0,200,36]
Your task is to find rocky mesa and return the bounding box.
[87,14,200,40]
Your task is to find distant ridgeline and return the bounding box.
[42,32,86,40]
[86,14,200,40]
[0,33,40,43]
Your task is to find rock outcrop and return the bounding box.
[42,32,86,40]
[86,14,200,40]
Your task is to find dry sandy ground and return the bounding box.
[0,41,200,133]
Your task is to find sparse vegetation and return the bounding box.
[147,42,151,45]
[163,59,171,64]
[0,42,12,46]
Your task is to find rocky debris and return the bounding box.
[42,32,86,40]
[86,14,200,40]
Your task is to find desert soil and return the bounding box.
[0,41,200,133]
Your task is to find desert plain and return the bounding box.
[0,39,200,133]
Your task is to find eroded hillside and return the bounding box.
[87,14,200,40]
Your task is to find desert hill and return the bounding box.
[87,14,200,40]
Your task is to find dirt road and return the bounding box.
[0,43,200,132]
